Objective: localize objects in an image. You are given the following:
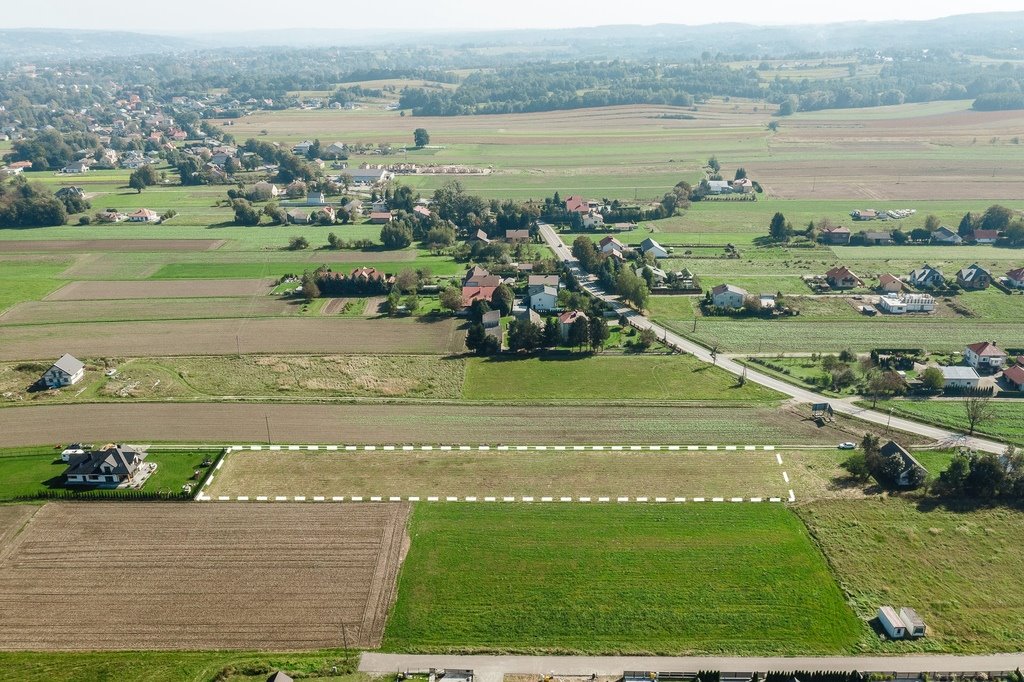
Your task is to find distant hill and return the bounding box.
[2,12,1024,59]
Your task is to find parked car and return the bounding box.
[838,442,856,450]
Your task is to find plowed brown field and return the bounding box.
[0,239,225,253]
[45,279,275,300]
[0,502,409,650]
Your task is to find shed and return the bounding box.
[899,607,926,638]
[877,605,906,639]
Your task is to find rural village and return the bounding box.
[2,8,1024,682]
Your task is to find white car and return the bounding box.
[838,442,856,450]
[105,369,118,377]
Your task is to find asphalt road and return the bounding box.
[361,652,1024,679]
[538,224,1006,454]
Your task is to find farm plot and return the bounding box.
[206,448,791,500]
[0,317,465,359]
[44,279,275,300]
[0,297,300,325]
[798,498,1024,653]
[0,239,225,253]
[0,502,409,650]
[382,503,861,655]
[0,403,884,449]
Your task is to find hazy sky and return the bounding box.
[6,0,1024,32]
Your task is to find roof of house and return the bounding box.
[350,267,390,282]
[558,309,588,324]
[864,231,893,240]
[910,265,943,281]
[639,237,666,253]
[1003,364,1024,386]
[878,273,903,287]
[505,229,529,240]
[128,208,159,219]
[879,440,927,477]
[564,195,589,213]
[287,209,309,220]
[940,365,981,380]
[599,235,625,249]
[50,353,84,376]
[826,265,862,282]
[528,274,560,288]
[368,211,392,221]
[481,310,501,327]
[516,307,544,325]
[1007,267,1024,281]
[413,205,432,217]
[822,225,851,234]
[711,283,748,297]
[966,341,1007,357]
[957,263,991,282]
[267,673,295,682]
[461,286,497,306]
[65,445,143,479]
[973,229,1000,240]
[932,226,961,240]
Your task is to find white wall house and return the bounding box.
[41,354,85,388]
[940,366,981,389]
[529,285,559,312]
[711,284,748,309]
[964,342,1008,371]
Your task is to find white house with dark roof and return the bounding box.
[63,444,152,488]
[639,237,669,259]
[41,354,85,388]
[908,265,945,289]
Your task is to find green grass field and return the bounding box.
[0,259,71,314]
[798,498,1024,653]
[0,447,218,500]
[866,399,1024,446]
[462,354,782,402]
[0,649,362,682]
[383,503,861,655]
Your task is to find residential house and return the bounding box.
[348,168,393,185]
[711,283,748,309]
[558,310,588,341]
[931,226,963,245]
[413,205,432,219]
[972,229,999,244]
[286,209,311,224]
[879,440,928,488]
[956,263,992,290]
[291,140,314,155]
[368,211,392,224]
[343,199,364,216]
[582,211,604,229]
[61,160,90,174]
[323,142,348,158]
[706,180,731,194]
[529,285,559,312]
[908,265,945,289]
[64,444,146,487]
[819,225,851,245]
[639,237,669,259]
[371,198,389,212]
[731,177,754,193]
[96,210,124,223]
[254,181,281,198]
[564,195,591,214]
[527,274,561,289]
[465,267,501,288]
[55,186,86,200]
[482,310,503,346]
[825,265,864,290]
[350,267,394,287]
[863,231,893,245]
[471,229,491,245]
[126,208,160,223]
[515,306,544,326]
[964,341,1008,372]
[877,273,904,293]
[306,191,327,206]
[940,365,981,389]
[505,229,530,242]
[268,672,295,682]
[1006,267,1024,290]
[636,266,669,286]
[1002,364,1024,391]
[461,285,497,308]
[40,354,85,388]
[599,236,627,255]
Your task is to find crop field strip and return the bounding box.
[201,443,797,503]
[0,502,409,651]
[44,278,276,300]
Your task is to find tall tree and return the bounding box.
[413,128,430,148]
[769,212,790,242]
[964,396,995,435]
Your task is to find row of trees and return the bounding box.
[570,236,651,310]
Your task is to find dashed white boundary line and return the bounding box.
[195,444,796,503]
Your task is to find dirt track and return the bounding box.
[0,239,226,253]
[45,279,275,300]
[0,402,872,447]
[0,317,464,359]
[0,502,409,650]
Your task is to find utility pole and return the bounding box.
[265,415,272,445]
[235,334,241,356]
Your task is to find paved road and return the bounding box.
[361,652,1024,680]
[539,224,1006,454]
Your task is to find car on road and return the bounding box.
[838,442,856,450]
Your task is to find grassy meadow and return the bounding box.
[867,399,1024,446]
[383,502,861,655]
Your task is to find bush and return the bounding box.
[287,236,309,251]
[77,215,91,225]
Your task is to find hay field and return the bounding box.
[0,317,464,359]
[206,448,791,500]
[0,239,225,253]
[45,279,275,300]
[0,403,885,448]
[0,502,409,650]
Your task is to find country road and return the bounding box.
[360,652,1024,681]
[539,223,1006,454]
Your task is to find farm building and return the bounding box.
[1003,364,1024,391]
[349,168,394,185]
[286,209,310,224]
[825,265,864,290]
[639,238,669,259]
[956,264,992,290]
[505,229,530,242]
[930,226,963,245]
[819,225,851,245]
[879,441,928,487]
[711,283,748,309]
[851,209,878,221]
[368,212,392,224]
[706,179,731,194]
[940,365,981,389]
[63,444,150,488]
[40,354,85,388]
[1005,267,1024,289]
[972,229,999,244]
[863,231,893,245]
[877,606,906,639]
[964,341,1008,372]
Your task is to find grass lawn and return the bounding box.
[462,354,782,402]
[0,447,218,500]
[0,260,71,313]
[383,503,861,655]
[866,399,1024,447]
[798,497,1024,653]
[0,649,362,682]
